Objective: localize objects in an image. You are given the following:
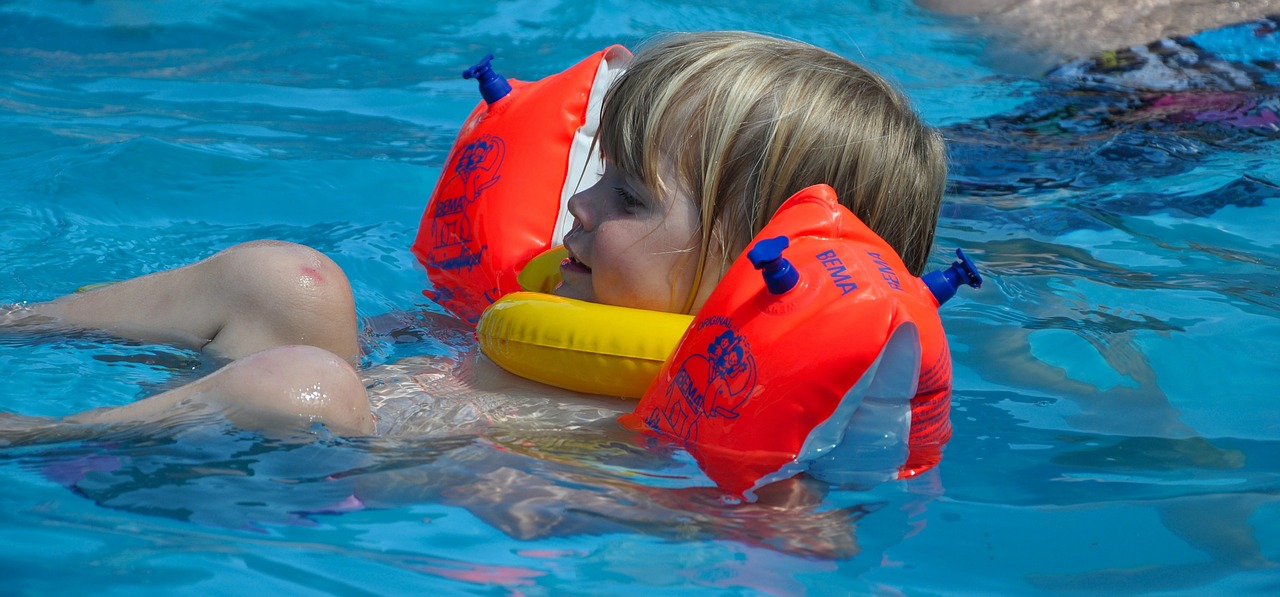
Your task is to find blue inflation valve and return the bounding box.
[923,248,982,305]
[463,54,512,105]
[748,236,799,295]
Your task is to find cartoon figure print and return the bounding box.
[649,323,759,444]
[428,134,506,273]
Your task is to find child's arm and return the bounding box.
[5,240,360,364]
[1,342,373,447]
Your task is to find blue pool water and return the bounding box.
[2,1,1279,594]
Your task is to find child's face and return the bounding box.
[555,158,709,313]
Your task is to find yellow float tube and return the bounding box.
[476,246,691,398]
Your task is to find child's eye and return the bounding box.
[614,187,644,211]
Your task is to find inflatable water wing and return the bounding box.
[412,47,631,323]
[621,184,981,501]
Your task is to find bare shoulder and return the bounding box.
[919,0,1279,60]
[363,350,628,437]
[915,0,1021,16]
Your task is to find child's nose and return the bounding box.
[567,186,595,231]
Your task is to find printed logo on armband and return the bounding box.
[428,135,507,272]
[916,347,952,397]
[866,252,903,291]
[424,285,482,325]
[815,250,859,295]
[646,316,759,443]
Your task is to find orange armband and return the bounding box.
[411,47,631,323]
[621,184,981,501]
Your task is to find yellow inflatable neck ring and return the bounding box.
[476,246,692,398]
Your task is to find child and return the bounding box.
[1,32,945,448]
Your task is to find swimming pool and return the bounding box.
[2,0,1278,594]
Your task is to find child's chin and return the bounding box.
[550,281,595,304]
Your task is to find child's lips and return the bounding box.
[561,255,591,274]
[560,246,591,274]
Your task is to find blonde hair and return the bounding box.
[599,31,946,310]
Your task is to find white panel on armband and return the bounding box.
[742,322,920,500]
[802,322,920,488]
[553,48,630,245]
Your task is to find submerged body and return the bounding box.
[919,0,1279,66]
